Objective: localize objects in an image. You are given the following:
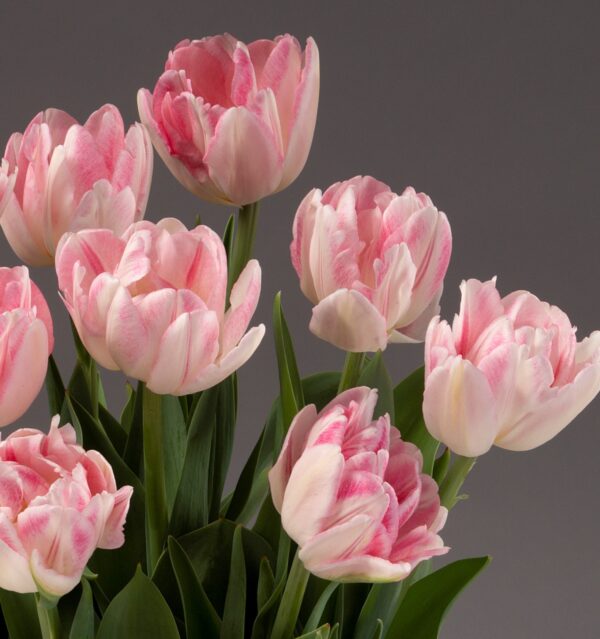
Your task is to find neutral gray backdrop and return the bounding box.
[1,1,598,637]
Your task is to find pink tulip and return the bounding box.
[269,387,447,582]
[291,176,452,352]
[0,266,54,428]
[138,34,319,206]
[0,417,132,597]
[0,105,153,265]
[423,278,600,456]
[55,218,265,395]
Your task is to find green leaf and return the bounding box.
[223,214,235,259]
[98,404,127,454]
[0,590,42,639]
[221,526,246,638]
[387,556,491,639]
[273,292,305,430]
[303,582,339,633]
[45,354,65,416]
[168,537,221,639]
[68,579,94,639]
[210,375,237,520]
[333,583,369,639]
[169,386,219,537]
[120,382,136,432]
[122,381,144,475]
[96,567,180,639]
[159,395,187,515]
[297,624,332,638]
[371,620,384,639]
[257,557,276,612]
[353,581,405,639]
[433,447,451,485]
[393,367,439,475]
[357,352,394,421]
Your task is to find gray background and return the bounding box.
[1,1,598,636]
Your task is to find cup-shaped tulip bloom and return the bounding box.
[138,34,319,206]
[55,218,265,395]
[291,177,452,352]
[269,387,448,582]
[0,417,132,597]
[423,278,600,456]
[0,266,54,428]
[0,105,153,265]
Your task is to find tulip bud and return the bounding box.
[269,387,448,582]
[291,176,452,352]
[55,218,265,395]
[0,417,132,597]
[0,105,153,265]
[423,278,600,456]
[138,34,320,206]
[0,266,53,427]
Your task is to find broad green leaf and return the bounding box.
[221,526,246,638]
[68,579,94,639]
[0,590,42,639]
[120,382,136,433]
[159,395,187,515]
[169,386,218,537]
[257,557,276,612]
[387,556,491,638]
[273,292,304,429]
[168,537,221,639]
[98,404,127,454]
[353,582,405,639]
[96,567,180,639]
[45,354,65,416]
[334,583,370,639]
[357,352,394,421]
[393,367,439,475]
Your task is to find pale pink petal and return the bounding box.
[280,37,320,187]
[290,188,321,303]
[423,357,499,457]
[269,404,318,511]
[310,289,388,353]
[280,444,345,546]
[222,259,261,354]
[97,485,133,549]
[0,513,35,593]
[204,106,282,205]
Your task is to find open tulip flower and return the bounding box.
[0,417,132,598]
[0,266,54,428]
[138,34,319,206]
[269,387,448,582]
[291,176,452,352]
[423,278,600,456]
[0,105,153,265]
[55,218,265,395]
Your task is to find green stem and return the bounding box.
[228,201,260,294]
[438,455,477,510]
[338,351,366,393]
[271,551,310,639]
[142,385,168,572]
[35,597,61,639]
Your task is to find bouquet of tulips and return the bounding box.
[0,33,598,639]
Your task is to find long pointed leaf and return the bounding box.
[221,526,246,638]
[386,556,491,638]
[0,590,42,639]
[68,579,94,639]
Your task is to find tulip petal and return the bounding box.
[204,106,282,205]
[0,513,35,593]
[423,357,499,457]
[310,289,388,353]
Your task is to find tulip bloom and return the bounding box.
[56,218,265,395]
[269,387,447,582]
[423,278,600,456]
[0,266,54,427]
[0,417,132,597]
[0,105,153,265]
[291,176,452,352]
[138,34,319,206]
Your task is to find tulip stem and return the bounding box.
[142,385,168,572]
[439,455,477,510]
[35,596,61,639]
[271,551,310,639]
[338,351,366,393]
[228,201,260,295]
